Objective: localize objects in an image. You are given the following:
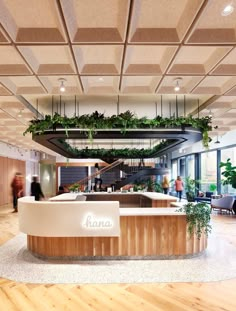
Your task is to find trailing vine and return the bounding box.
[23,110,212,148]
[178,202,212,239]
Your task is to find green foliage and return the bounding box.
[68,183,80,192]
[178,202,212,239]
[184,176,200,201]
[133,182,145,192]
[59,139,175,159]
[23,110,212,148]
[209,183,217,192]
[220,158,236,189]
[133,178,162,192]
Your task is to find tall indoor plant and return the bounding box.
[184,176,200,202]
[220,158,236,189]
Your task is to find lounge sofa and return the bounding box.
[194,191,213,203]
[211,196,234,213]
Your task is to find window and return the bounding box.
[186,154,195,179]
[200,151,217,192]
[221,147,236,194]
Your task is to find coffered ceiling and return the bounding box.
[0,0,236,154]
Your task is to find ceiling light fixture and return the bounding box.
[58,78,66,92]
[17,109,24,118]
[215,134,221,144]
[221,3,234,16]
[174,78,182,92]
[98,77,104,82]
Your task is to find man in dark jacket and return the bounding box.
[31,176,44,201]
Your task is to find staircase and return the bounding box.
[75,158,169,191]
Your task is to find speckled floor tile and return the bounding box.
[0,227,236,284]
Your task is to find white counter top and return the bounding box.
[49,192,177,201]
[49,193,84,201]
[120,208,184,216]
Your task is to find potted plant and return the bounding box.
[178,202,212,239]
[184,176,200,202]
[209,183,217,194]
[220,158,236,188]
[68,183,80,192]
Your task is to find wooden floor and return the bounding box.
[1,204,236,311]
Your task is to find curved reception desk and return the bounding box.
[18,197,207,259]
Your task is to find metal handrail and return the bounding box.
[76,159,124,186]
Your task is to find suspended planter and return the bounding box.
[23,111,212,159]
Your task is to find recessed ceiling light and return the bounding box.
[17,109,24,118]
[58,78,66,92]
[174,78,182,92]
[98,77,104,82]
[221,3,234,16]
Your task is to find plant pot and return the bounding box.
[232,175,236,189]
[186,192,195,202]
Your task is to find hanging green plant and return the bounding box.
[23,110,212,148]
[58,139,176,159]
[177,202,212,239]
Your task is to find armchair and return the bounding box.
[211,196,234,213]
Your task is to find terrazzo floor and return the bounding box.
[0,228,236,284]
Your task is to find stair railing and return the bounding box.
[75,159,124,189]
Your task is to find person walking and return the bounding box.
[175,176,184,202]
[161,175,170,194]
[11,172,24,212]
[31,176,44,201]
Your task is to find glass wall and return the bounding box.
[186,154,195,179]
[221,147,236,194]
[200,151,217,192]
[179,157,186,178]
[172,145,236,196]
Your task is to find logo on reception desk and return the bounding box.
[82,213,113,229]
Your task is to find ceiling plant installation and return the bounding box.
[23,110,212,159]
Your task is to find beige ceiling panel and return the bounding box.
[157,76,203,94]
[168,46,232,75]
[0,0,66,43]
[208,96,236,109]
[61,0,129,43]
[121,76,161,93]
[39,75,82,94]
[211,48,236,75]
[124,46,177,75]
[0,46,32,75]
[192,76,236,95]
[0,83,12,95]
[129,0,203,43]
[81,76,120,94]
[18,46,76,75]
[187,0,236,44]
[73,45,124,75]
[0,26,10,43]
[225,86,236,96]
[0,76,46,94]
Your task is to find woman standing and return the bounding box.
[175,176,184,202]
[161,175,170,194]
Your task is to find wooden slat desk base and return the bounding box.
[28,215,207,258]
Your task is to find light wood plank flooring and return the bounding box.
[0,203,236,311]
